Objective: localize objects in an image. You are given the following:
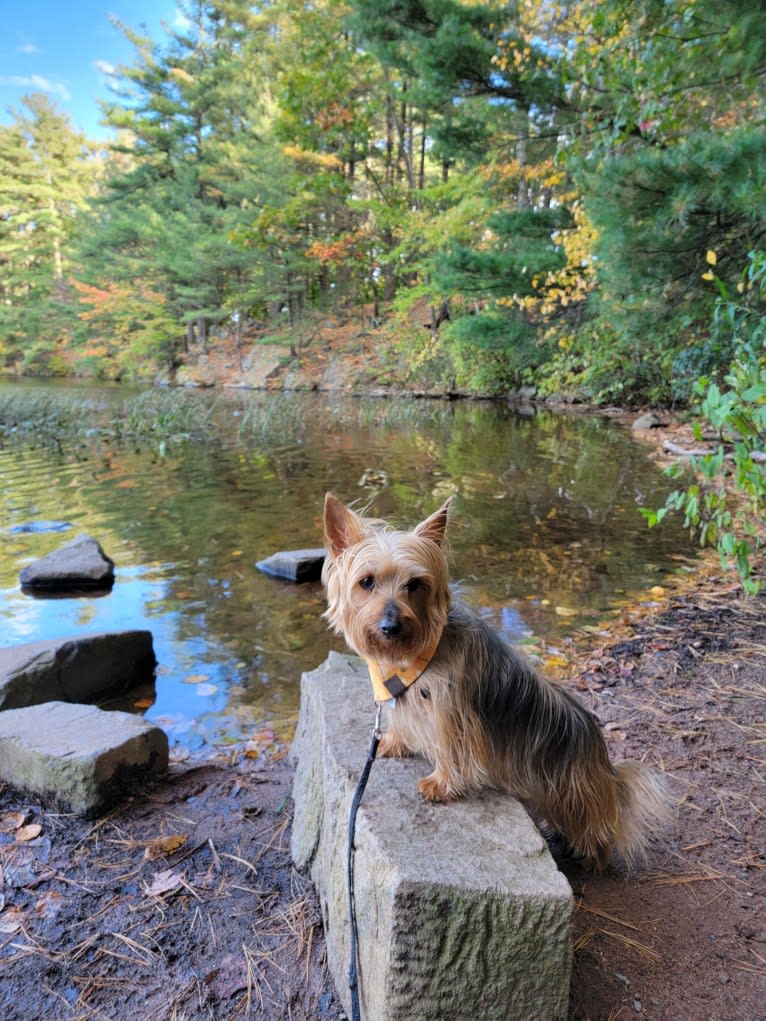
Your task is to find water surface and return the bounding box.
[0,384,693,752]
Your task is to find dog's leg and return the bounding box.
[417,771,457,802]
[378,732,415,758]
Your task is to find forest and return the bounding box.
[0,0,764,406]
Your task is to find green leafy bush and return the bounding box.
[643,252,766,594]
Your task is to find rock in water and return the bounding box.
[20,533,116,592]
[256,548,326,583]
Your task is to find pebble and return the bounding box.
[633,999,642,1013]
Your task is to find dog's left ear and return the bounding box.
[414,498,451,547]
[323,493,366,558]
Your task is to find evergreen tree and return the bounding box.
[80,0,283,369]
[0,95,96,371]
[567,0,766,402]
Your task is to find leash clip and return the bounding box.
[372,700,385,740]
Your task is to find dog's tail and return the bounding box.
[613,761,673,865]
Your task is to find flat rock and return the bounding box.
[256,548,326,582]
[0,701,168,815]
[291,652,573,1021]
[0,630,156,710]
[19,533,115,591]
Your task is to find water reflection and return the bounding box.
[0,385,694,751]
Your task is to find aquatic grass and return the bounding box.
[0,390,112,451]
[118,389,221,446]
[0,387,224,454]
[0,383,472,460]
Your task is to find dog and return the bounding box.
[321,492,671,870]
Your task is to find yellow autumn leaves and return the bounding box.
[701,249,717,281]
[702,249,748,293]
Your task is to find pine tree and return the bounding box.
[568,0,766,402]
[0,95,96,371]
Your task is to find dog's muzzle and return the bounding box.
[378,602,402,638]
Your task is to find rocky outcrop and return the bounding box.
[19,533,115,591]
[0,631,156,710]
[291,652,573,1021]
[256,548,326,582]
[0,701,168,816]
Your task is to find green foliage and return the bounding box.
[0,96,97,370]
[567,0,766,404]
[1,0,763,401]
[643,252,766,593]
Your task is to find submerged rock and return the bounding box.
[8,520,73,534]
[256,548,326,583]
[19,533,115,592]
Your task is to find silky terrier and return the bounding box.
[322,493,670,870]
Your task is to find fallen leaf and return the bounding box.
[0,811,29,834]
[543,655,570,670]
[15,824,42,843]
[0,907,24,934]
[195,683,218,697]
[555,605,579,617]
[0,839,51,889]
[133,697,155,710]
[184,674,210,685]
[649,585,666,598]
[143,868,184,897]
[244,729,277,759]
[34,890,63,919]
[144,834,189,861]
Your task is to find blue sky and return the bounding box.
[0,0,188,139]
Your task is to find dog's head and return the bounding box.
[321,493,451,668]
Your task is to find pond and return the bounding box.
[0,382,694,754]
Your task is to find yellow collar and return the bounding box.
[365,634,441,703]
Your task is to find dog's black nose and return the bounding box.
[379,603,402,638]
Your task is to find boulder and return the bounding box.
[256,548,326,583]
[0,701,168,815]
[291,652,573,1021]
[19,533,115,591]
[631,412,663,432]
[0,630,156,710]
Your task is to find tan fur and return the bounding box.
[322,493,671,870]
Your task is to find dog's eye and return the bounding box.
[405,578,421,594]
[358,575,375,591]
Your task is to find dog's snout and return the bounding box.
[379,602,402,638]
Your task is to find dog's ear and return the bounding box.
[414,498,451,547]
[323,493,365,557]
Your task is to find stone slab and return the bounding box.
[256,548,326,582]
[0,630,156,710]
[19,533,115,591]
[0,701,168,815]
[290,652,573,1021]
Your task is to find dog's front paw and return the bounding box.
[378,733,414,758]
[418,773,455,803]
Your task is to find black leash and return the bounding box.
[347,703,383,1021]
